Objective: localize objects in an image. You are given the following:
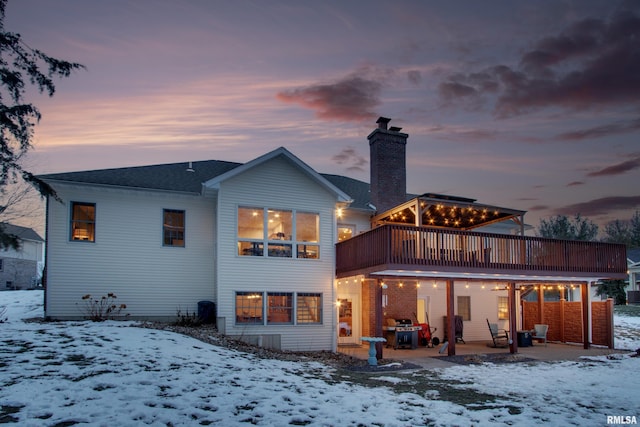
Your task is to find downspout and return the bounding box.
[332,206,338,353]
[43,195,50,318]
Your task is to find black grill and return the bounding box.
[384,318,420,349]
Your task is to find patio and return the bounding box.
[338,340,629,369]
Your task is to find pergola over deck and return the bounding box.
[372,193,527,233]
[337,195,627,358]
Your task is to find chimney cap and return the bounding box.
[389,126,402,132]
[376,116,391,129]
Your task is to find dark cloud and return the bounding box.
[587,155,640,177]
[276,74,382,122]
[332,147,367,172]
[407,70,422,86]
[438,9,640,117]
[556,117,640,141]
[528,205,549,211]
[554,195,640,216]
[567,181,585,187]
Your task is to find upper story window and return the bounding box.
[163,209,185,247]
[70,202,96,242]
[338,224,355,241]
[237,207,319,259]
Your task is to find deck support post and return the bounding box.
[508,282,518,354]
[581,282,590,349]
[537,284,544,324]
[375,278,384,360]
[446,279,456,356]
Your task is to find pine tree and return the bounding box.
[0,0,84,248]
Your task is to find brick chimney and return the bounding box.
[368,117,408,213]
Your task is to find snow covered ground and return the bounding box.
[1,290,639,426]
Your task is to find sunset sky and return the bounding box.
[6,0,640,231]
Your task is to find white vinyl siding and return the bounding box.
[215,155,337,351]
[45,184,215,319]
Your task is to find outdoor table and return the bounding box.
[360,337,387,365]
[517,330,533,347]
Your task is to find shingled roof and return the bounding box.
[38,159,376,211]
[0,223,44,242]
[39,160,242,194]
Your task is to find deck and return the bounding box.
[336,224,627,280]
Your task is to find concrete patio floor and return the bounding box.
[337,340,630,369]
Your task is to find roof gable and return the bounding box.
[204,147,352,203]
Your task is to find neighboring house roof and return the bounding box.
[0,223,44,242]
[628,247,640,266]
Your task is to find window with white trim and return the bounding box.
[297,293,322,324]
[163,209,185,247]
[267,292,293,324]
[235,291,323,325]
[237,207,319,259]
[235,292,264,324]
[498,296,509,320]
[457,296,471,321]
[70,202,96,242]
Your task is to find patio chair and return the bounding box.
[531,324,548,347]
[486,319,509,348]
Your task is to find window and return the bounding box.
[237,207,319,259]
[235,291,323,325]
[70,202,96,242]
[0,259,3,271]
[498,296,509,320]
[296,212,319,259]
[267,292,293,324]
[163,209,185,247]
[337,224,355,241]
[297,293,322,324]
[457,296,471,321]
[267,209,292,257]
[235,292,263,324]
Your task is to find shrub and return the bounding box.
[174,308,202,327]
[78,293,127,321]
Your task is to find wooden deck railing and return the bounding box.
[336,224,627,278]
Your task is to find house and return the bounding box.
[627,248,640,304]
[0,223,45,290]
[40,118,627,355]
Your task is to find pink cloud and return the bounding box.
[586,155,640,177]
[276,73,383,122]
[554,195,640,216]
